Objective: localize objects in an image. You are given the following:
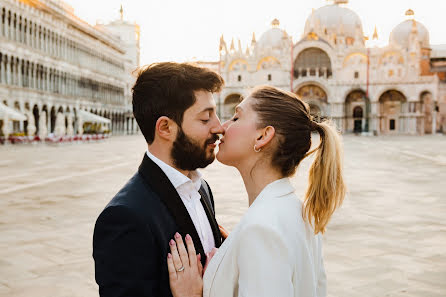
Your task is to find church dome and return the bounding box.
[257,19,289,49]
[304,2,363,39]
[389,10,430,49]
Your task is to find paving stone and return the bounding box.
[0,135,445,296]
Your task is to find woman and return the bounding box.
[166,85,346,297]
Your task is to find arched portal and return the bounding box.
[33,105,39,134]
[379,90,407,134]
[50,106,56,133]
[420,91,433,134]
[294,48,332,79]
[223,94,243,121]
[345,89,370,133]
[296,84,328,122]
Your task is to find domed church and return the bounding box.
[216,0,444,135]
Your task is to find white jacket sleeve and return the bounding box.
[236,224,293,297]
[316,235,327,297]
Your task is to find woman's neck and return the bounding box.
[238,162,283,206]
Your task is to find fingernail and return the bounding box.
[175,232,181,238]
[197,253,201,260]
[185,234,191,241]
[168,253,172,258]
[170,239,175,246]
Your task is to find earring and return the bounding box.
[254,144,261,153]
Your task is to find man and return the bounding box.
[93,62,225,297]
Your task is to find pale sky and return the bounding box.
[64,0,446,65]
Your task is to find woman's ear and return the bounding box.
[255,126,275,150]
[155,116,176,141]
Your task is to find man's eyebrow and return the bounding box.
[199,107,216,113]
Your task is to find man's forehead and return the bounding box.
[189,91,216,112]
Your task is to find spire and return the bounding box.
[372,25,378,40]
[339,17,344,35]
[119,4,123,21]
[238,38,242,53]
[251,32,256,45]
[219,35,226,52]
[230,38,235,52]
[245,44,250,55]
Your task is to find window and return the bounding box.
[388,69,394,77]
[268,74,272,81]
[237,75,242,82]
[354,71,359,79]
[389,119,395,130]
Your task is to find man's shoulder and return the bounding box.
[102,171,161,220]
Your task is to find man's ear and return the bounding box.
[254,126,275,150]
[155,116,177,141]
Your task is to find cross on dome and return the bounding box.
[271,19,280,28]
[329,0,349,4]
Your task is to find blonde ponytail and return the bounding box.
[304,121,346,234]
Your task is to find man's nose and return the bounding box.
[211,118,225,135]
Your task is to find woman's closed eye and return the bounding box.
[201,119,210,123]
[231,116,239,122]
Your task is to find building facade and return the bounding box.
[0,0,140,139]
[218,0,444,135]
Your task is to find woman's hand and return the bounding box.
[167,233,203,297]
[203,247,218,274]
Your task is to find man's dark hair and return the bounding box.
[132,62,224,144]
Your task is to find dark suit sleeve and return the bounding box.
[93,205,160,297]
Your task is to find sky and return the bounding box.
[63,0,446,65]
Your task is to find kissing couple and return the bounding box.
[93,62,346,297]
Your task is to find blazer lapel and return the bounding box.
[138,154,206,263]
[199,188,222,248]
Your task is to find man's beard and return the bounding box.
[171,127,219,171]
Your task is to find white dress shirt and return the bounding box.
[146,150,215,254]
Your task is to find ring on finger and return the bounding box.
[176,266,185,272]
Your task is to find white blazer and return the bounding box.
[203,178,326,297]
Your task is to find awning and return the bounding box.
[78,110,111,124]
[0,102,27,121]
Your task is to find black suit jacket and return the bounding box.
[93,154,222,297]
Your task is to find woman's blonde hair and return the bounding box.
[304,121,346,234]
[250,85,346,234]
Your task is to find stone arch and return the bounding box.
[378,90,407,134]
[228,59,249,71]
[294,47,332,79]
[223,93,243,120]
[345,89,370,133]
[343,52,368,67]
[32,104,39,134]
[420,91,433,134]
[50,106,56,133]
[256,56,281,70]
[296,84,328,121]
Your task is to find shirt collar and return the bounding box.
[146,150,202,191]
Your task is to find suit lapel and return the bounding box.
[199,188,222,248]
[138,154,206,263]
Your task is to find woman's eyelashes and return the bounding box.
[231,115,239,122]
[201,119,210,123]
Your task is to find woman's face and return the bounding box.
[217,96,260,167]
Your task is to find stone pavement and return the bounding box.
[0,135,445,297]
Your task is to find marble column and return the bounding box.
[6,56,11,85]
